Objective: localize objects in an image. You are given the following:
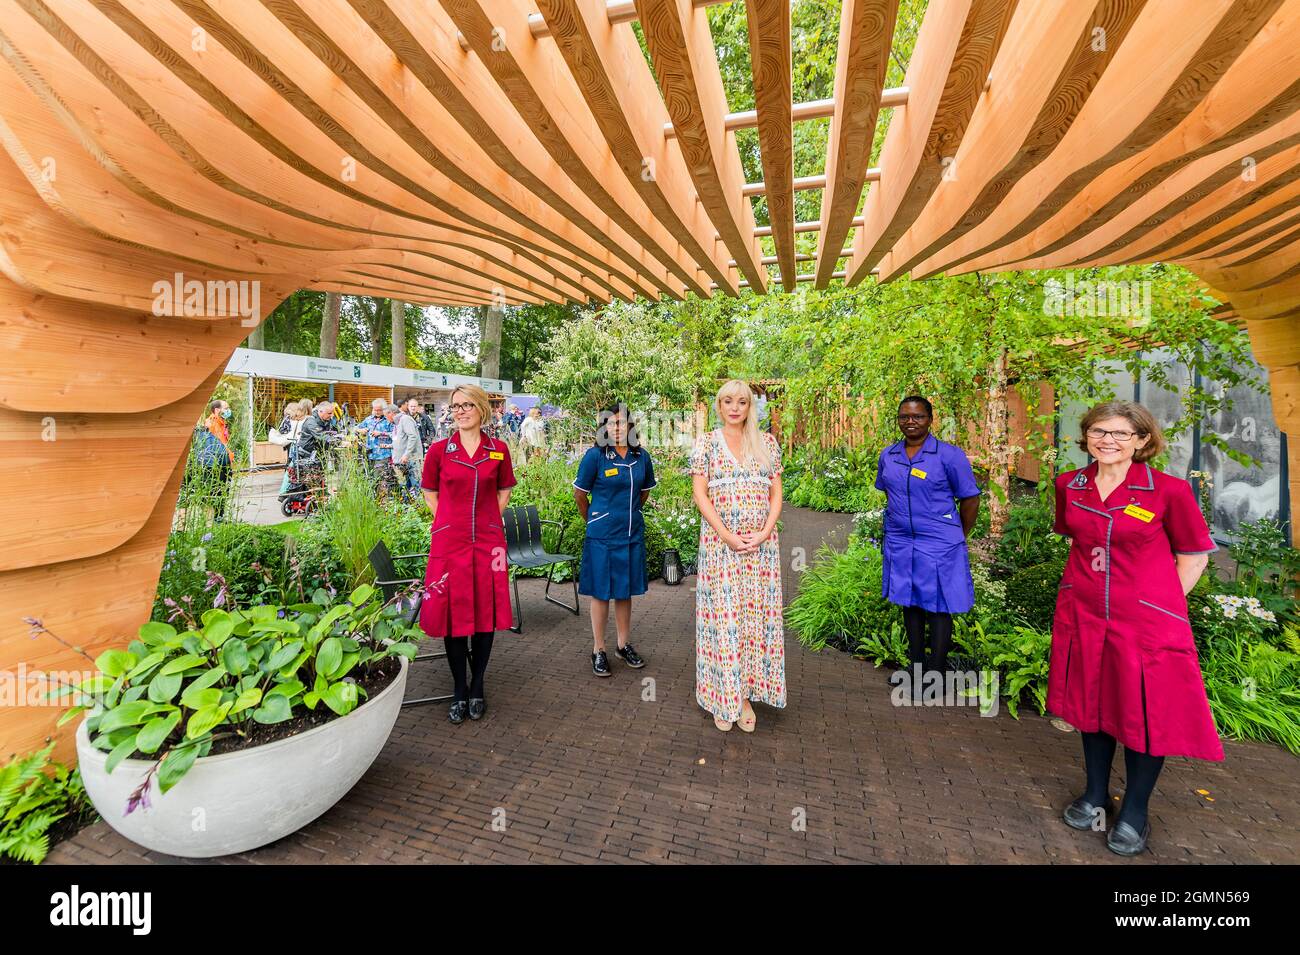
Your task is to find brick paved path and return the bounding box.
[49,508,1299,865]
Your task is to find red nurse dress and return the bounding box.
[1048,460,1223,760]
[418,434,516,638]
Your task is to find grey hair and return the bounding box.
[384,403,399,414]
[314,401,333,413]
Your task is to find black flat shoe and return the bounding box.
[467,698,486,720]
[614,643,645,668]
[592,650,612,677]
[448,700,468,724]
[1106,819,1151,857]
[1063,794,1116,830]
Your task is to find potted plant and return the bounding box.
[39,581,420,858]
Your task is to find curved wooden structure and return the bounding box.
[2,0,1299,759]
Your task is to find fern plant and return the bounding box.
[0,742,93,864]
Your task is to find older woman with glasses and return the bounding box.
[1051,400,1221,857]
[419,385,517,724]
[874,396,981,695]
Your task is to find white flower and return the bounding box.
[1245,597,1261,609]
[1223,607,1238,619]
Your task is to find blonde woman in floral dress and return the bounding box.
[690,380,786,732]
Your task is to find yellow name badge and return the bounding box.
[604,468,619,477]
[489,451,504,461]
[1124,504,1154,523]
[910,467,927,479]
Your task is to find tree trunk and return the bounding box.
[986,344,1011,537]
[479,304,503,379]
[247,320,265,350]
[390,299,406,368]
[320,292,341,358]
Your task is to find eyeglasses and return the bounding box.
[1086,427,1141,442]
[450,402,476,413]
[896,414,929,423]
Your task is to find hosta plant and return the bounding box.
[43,583,419,812]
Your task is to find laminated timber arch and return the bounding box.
[2,0,1299,760]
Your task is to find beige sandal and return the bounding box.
[713,715,733,732]
[737,703,757,733]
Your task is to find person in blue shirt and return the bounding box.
[875,396,981,691]
[573,402,657,677]
[358,397,398,499]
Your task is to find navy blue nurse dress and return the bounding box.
[574,445,657,600]
[874,434,981,613]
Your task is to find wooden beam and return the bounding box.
[636,0,767,291]
[814,0,897,287]
[878,0,1145,282]
[745,0,795,289]
[844,0,1016,284]
[536,0,742,294]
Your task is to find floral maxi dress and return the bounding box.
[690,430,787,722]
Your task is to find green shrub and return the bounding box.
[0,743,95,864]
[952,620,1053,719]
[786,539,899,652]
[1199,629,1300,755]
[994,496,1067,575]
[1004,558,1067,631]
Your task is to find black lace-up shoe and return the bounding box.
[448,700,468,724]
[467,698,486,720]
[592,650,612,677]
[614,643,645,668]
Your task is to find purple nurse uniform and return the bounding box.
[875,434,981,613]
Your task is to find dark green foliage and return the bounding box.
[1004,559,1068,631]
[786,538,899,652]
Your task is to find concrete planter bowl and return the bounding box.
[75,656,407,858]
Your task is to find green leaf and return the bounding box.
[186,702,231,740]
[96,701,157,735]
[157,744,201,793]
[251,694,292,724]
[95,649,136,678]
[136,711,181,754]
[229,687,262,715]
[264,640,304,672]
[320,682,359,716]
[56,705,88,728]
[221,638,250,675]
[125,651,166,682]
[148,671,182,704]
[105,735,140,774]
[265,680,304,700]
[180,688,222,710]
[160,654,207,676]
[137,621,178,645]
[317,637,343,679]
[203,617,235,649]
[348,584,376,606]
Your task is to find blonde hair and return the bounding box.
[451,384,492,428]
[1077,400,1165,462]
[715,379,770,471]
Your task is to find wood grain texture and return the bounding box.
[636,0,767,291]
[745,0,795,290]
[814,0,896,287]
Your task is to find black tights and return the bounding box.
[444,632,495,701]
[902,606,953,672]
[1080,730,1165,830]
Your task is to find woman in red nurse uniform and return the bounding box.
[420,384,516,725]
[1050,400,1222,857]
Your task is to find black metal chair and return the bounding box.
[367,541,448,708]
[502,505,579,634]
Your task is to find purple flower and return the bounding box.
[201,533,213,544]
[124,777,153,816]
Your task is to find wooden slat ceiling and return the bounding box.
[0,0,1296,309]
[3,0,1300,761]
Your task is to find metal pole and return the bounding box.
[246,373,255,472]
